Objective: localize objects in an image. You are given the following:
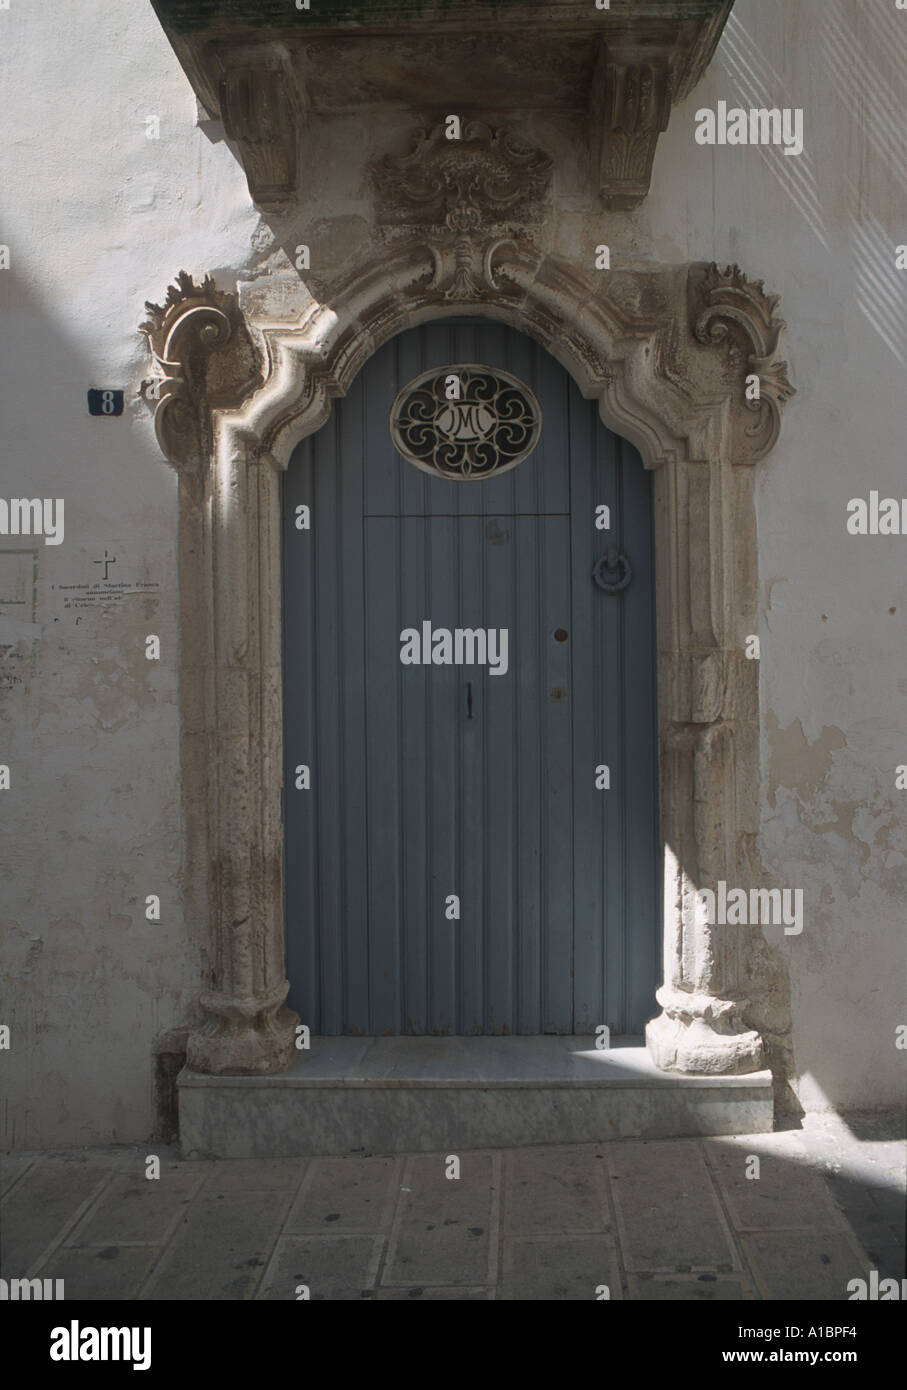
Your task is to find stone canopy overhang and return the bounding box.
[150,0,734,210]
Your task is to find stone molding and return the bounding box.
[142,231,793,1077]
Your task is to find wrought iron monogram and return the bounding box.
[389,365,542,480]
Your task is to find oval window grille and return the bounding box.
[389,364,542,480]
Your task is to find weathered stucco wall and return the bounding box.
[1,0,904,1146]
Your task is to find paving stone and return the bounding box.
[383,1154,495,1286]
[375,1285,493,1300]
[140,1191,291,1300]
[0,1134,895,1302]
[65,1171,202,1246]
[198,1158,308,1194]
[286,1156,401,1233]
[863,1243,907,1281]
[706,1142,845,1230]
[608,1141,738,1272]
[502,1236,621,1300]
[0,1154,34,1198]
[506,1148,609,1235]
[0,1160,109,1275]
[629,1272,753,1300]
[258,1235,383,1300]
[47,1245,163,1301]
[741,1231,872,1301]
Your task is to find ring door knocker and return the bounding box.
[592,543,632,594]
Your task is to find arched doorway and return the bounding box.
[146,247,792,1083]
[282,318,659,1036]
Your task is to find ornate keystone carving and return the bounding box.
[593,43,673,210]
[140,271,254,466]
[373,121,551,301]
[692,263,796,462]
[374,121,552,231]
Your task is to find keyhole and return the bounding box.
[554,628,569,643]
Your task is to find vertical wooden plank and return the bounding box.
[457,508,486,1033]
[513,513,543,1034]
[310,411,345,1033]
[479,513,516,1032]
[599,418,626,1037]
[398,515,430,1032]
[365,515,403,1033]
[426,515,460,1033]
[338,363,369,1032]
[569,383,608,1034]
[364,335,403,519]
[283,437,319,1030]
[540,513,574,1032]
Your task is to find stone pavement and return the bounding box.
[1,1116,903,1301]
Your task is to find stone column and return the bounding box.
[645,448,765,1075]
[185,433,299,1075]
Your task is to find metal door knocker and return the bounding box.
[592,544,632,593]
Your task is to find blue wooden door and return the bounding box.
[283,320,658,1036]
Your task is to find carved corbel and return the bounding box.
[691,263,796,462]
[140,271,242,466]
[218,61,298,209]
[591,40,673,210]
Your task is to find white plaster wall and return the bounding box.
[0,0,257,1148]
[0,0,904,1145]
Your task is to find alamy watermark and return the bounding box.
[1,1276,64,1300]
[50,1321,151,1370]
[399,621,509,676]
[846,491,907,535]
[0,498,64,544]
[692,881,803,935]
[695,101,804,158]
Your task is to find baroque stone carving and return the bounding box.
[218,63,297,209]
[142,237,792,1084]
[374,121,551,301]
[140,271,236,467]
[691,263,797,461]
[151,2,733,215]
[593,42,673,210]
[374,121,552,231]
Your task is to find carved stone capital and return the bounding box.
[691,263,796,462]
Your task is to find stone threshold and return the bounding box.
[178,1037,773,1157]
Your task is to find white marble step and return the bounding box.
[178,1037,773,1157]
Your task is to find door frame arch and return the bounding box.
[141,242,795,1078]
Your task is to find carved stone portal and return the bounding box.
[142,175,794,1076]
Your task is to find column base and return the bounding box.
[186,981,299,1076]
[646,985,765,1076]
